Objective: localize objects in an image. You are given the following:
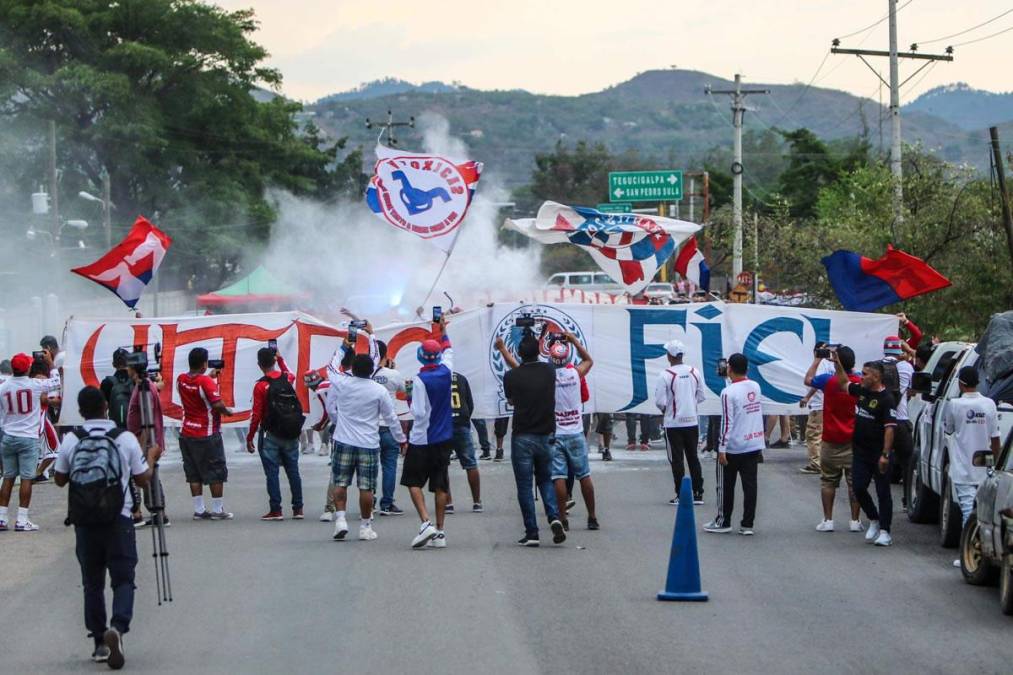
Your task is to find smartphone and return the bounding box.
[348,326,359,343]
[432,306,443,323]
[268,338,278,352]
[207,359,225,370]
[32,350,46,361]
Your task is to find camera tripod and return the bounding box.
[137,379,173,605]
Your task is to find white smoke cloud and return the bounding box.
[263,114,541,323]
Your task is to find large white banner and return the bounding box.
[60,303,896,426]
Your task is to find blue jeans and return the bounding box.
[471,419,491,453]
[511,433,560,537]
[379,427,400,509]
[75,516,137,641]
[259,433,303,512]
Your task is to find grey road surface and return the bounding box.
[3,444,1010,674]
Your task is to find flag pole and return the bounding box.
[415,225,464,318]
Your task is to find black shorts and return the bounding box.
[594,413,614,434]
[179,433,228,485]
[400,441,452,493]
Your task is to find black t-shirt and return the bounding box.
[847,383,897,459]
[503,361,556,435]
[450,372,474,428]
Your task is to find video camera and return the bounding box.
[125,343,162,379]
[545,332,566,344]
[515,312,537,339]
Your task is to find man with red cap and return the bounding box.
[0,352,61,531]
[401,317,455,548]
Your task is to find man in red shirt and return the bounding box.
[176,348,233,520]
[804,345,863,533]
[246,347,304,521]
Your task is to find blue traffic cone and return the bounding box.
[657,476,709,602]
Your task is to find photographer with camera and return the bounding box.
[0,352,61,532]
[654,339,706,506]
[798,342,835,475]
[804,345,863,533]
[101,349,135,430]
[125,351,169,529]
[176,348,234,521]
[53,386,162,669]
[247,345,305,521]
[703,353,765,536]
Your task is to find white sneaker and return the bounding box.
[873,530,893,547]
[332,515,349,540]
[952,559,961,568]
[849,520,864,532]
[14,520,39,532]
[816,519,835,532]
[427,531,447,548]
[865,520,880,543]
[703,521,732,533]
[358,524,378,541]
[317,447,329,457]
[319,511,333,522]
[412,521,437,548]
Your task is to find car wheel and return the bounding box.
[940,473,963,548]
[906,452,938,524]
[960,513,998,586]
[1000,556,1013,616]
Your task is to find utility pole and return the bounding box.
[831,1,953,237]
[102,170,112,249]
[990,127,1013,269]
[365,110,415,147]
[706,75,769,279]
[753,212,759,304]
[48,120,60,242]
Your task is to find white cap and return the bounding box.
[664,339,686,357]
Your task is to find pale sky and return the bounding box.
[216,0,1013,102]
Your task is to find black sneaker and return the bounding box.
[565,498,576,511]
[517,534,540,547]
[587,518,600,530]
[104,627,125,670]
[668,497,679,506]
[479,451,492,461]
[550,519,566,544]
[32,474,49,483]
[472,502,484,513]
[602,449,613,462]
[445,504,455,514]
[91,644,111,663]
[378,504,404,516]
[494,450,504,462]
[693,492,705,505]
[561,518,569,532]
[192,511,212,521]
[769,440,790,449]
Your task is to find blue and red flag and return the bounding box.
[71,216,172,309]
[673,235,710,291]
[504,202,700,295]
[821,244,950,311]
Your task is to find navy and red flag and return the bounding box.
[71,216,172,309]
[821,244,951,311]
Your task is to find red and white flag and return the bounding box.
[72,216,172,309]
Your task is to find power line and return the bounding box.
[834,0,915,40]
[952,23,1013,47]
[769,50,831,127]
[915,7,1013,45]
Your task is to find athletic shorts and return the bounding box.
[451,426,478,470]
[331,442,379,491]
[551,432,591,481]
[1,435,40,480]
[179,433,228,485]
[820,440,854,490]
[400,442,452,493]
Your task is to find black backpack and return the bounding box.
[881,359,902,401]
[262,375,305,440]
[105,372,134,428]
[66,427,126,526]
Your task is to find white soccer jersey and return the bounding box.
[719,378,765,454]
[554,365,583,435]
[0,374,61,439]
[654,364,705,428]
[944,393,1000,485]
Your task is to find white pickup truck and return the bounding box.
[907,342,1013,547]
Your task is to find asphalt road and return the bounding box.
[3,439,1011,674]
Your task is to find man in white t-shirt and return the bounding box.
[799,343,836,475]
[54,386,162,668]
[704,353,765,535]
[0,352,61,531]
[944,366,1001,528]
[654,339,706,506]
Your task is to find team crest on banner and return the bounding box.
[489,305,587,415]
[365,144,483,253]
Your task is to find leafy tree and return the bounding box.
[0,0,365,290]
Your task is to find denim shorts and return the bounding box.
[451,426,478,470]
[1,435,40,480]
[331,442,379,491]
[551,433,591,481]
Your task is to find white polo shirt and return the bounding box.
[54,420,148,519]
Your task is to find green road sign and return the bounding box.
[608,170,683,203]
[596,202,632,213]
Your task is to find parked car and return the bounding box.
[908,343,1013,547]
[959,429,1013,615]
[643,282,675,303]
[543,271,621,292]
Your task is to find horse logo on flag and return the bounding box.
[71,216,172,309]
[366,144,482,252]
